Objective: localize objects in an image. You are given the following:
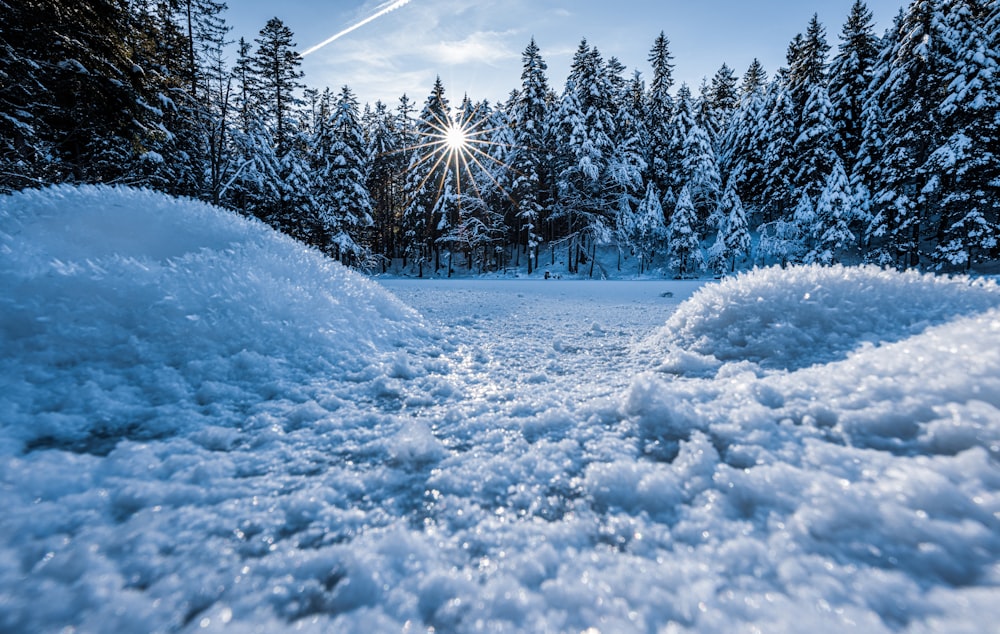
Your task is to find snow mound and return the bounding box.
[0,185,423,451]
[643,264,1000,373]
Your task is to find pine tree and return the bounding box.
[278,121,318,243]
[829,0,878,166]
[470,102,511,271]
[608,71,647,229]
[365,100,404,267]
[722,186,752,270]
[791,82,836,201]
[645,31,675,198]
[787,190,817,262]
[756,218,804,267]
[787,14,831,110]
[861,0,947,268]
[552,40,618,272]
[740,58,769,98]
[708,181,751,273]
[509,38,552,272]
[403,77,451,274]
[314,86,373,264]
[760,81,797,222]
[138,0,232,200]
[709,63,739,116]
[435,98,507,273]
[621,181,666,274]
[252,17,303,158]
[694,78,721,146]
[930,0,1000,269]
[720,61,769,220]
[0,0,54,190]
[223,37,265,214]
[1,0,168,187]
[432,163,460,273]
[707,63,739,137]
[245,17,308,236]
[186,0,233,205]
[667,184,705,276]
[809,156,857,263]
[680,122,722,225]
[666,84,696,195]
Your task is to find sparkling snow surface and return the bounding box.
[2,186,1000,633]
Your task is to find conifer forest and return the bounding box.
[2,0,998,276]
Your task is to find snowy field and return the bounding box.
[2,186,1000,632]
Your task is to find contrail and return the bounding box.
[300,0,415,57]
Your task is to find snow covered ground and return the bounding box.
[2,186,999,632]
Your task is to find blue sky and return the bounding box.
[226,0,907,107]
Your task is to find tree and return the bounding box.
[223,37,267,215]
[365,100,405,267]
[808,156,857,263]
[759,82,797,222]
[829,0,878,166]
[861,0,946,268]
[694,78,721,146]
[709,181,752,272]
[930,0,1000,269]
[314,86,373,264]
[0,0,54,190]
[680,121,722,226]
[184,0,233,205]
[241,17,308,238]
[720,61,769,220]
[402,77,451,274]
[706,63,739,138]
[793,189,817,252]
[667,185,705,276]
[665,84,696,195]
[740,58,769,98]
[626,182,668,274]
[0,0,168,187]
[791,82,836,201]
[252,17,303,158]
[645,32,675,197]
[509,38,552,272]
[608,71,648,235]
[786,14,831,109]
[756,219,804,267]
[552,40,618,272]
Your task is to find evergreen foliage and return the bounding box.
[709,181,752,272]
[829,1,878,166]
[667,185,705,276]
[1,0,997,275]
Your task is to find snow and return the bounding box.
[3,186,1000,632]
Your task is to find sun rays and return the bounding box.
[400,104,520,214]
[443,120,469,152]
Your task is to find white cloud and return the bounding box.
[431,31,519,66]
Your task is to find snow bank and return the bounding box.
[3,203,999,634]
[643,264,1000,372]
[0,185,423,450]
[622,265,1000,631]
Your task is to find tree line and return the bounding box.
[2,0,998,275]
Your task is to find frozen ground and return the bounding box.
[2,186,1000,632]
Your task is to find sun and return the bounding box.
[443,121,468,152]
[388,104,521,218]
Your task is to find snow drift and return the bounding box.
[643,264,1000,373]
[0,185,422,451]
[1,187,998,633]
